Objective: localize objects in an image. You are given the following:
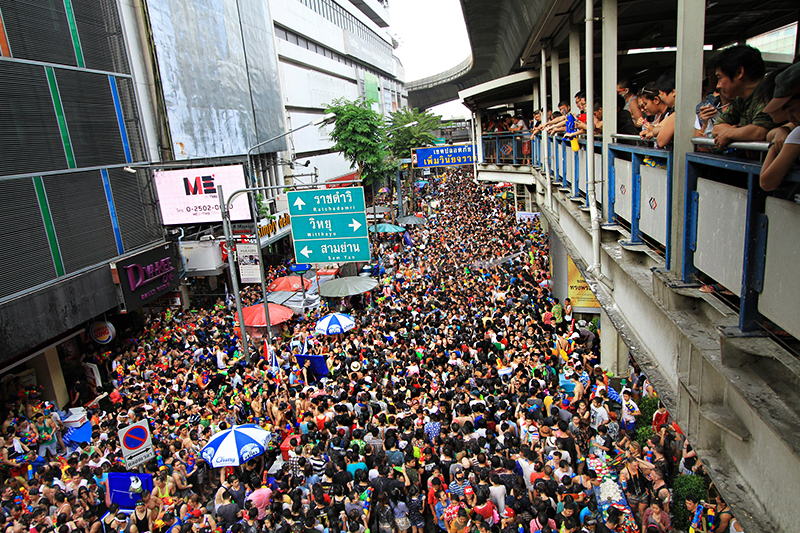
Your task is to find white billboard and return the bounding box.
[153,165,251,225]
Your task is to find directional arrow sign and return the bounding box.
[287,187,366,216]
[293,237,371,263]
[290,213,369,240]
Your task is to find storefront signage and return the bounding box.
[89,321,116,344]
[115,243,182,311]
[153,165,251,225]
[258,212,291,239]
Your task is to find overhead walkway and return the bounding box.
[456,1,800,531]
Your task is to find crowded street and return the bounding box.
[0,170,728,533]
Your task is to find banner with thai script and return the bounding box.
[412,144,476,168]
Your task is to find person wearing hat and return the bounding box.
[760,61,800,191]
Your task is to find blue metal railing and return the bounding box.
[480,132,532,165]
[607,143,673,263]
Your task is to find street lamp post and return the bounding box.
[243,113,335,350]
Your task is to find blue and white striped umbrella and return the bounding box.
[315,313,357,335]
[200,424,270,468]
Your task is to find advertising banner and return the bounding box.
[237,243,261,284]
[153,165,251,225]
[568,256,600,308]
[115,243,182,311]
[412,144,476,168]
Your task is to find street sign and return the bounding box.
[290,263,312,272]
[287,187,366,216]
[117,420,154,469]
[293,237,371,263]
[289,187,370,264]
[290,213,368,240]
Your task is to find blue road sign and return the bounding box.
[287,187,365,216]
[293,237,371,263]
[413,144,476,168]
[290,213,369,240]
[290,263,312,272]
[289,187,370,264]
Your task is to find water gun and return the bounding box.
[362,487,374,510]
[156,450,164,468]
[565,114,579,152]
[186,452,196,474]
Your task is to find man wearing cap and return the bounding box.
[760,61,800,191]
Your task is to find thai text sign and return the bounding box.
[412,144,476,168]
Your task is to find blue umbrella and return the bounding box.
[200,424,271,467]
[315,313,357,335]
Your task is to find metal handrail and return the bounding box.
[612,133,648,142]
[691,136,770,152]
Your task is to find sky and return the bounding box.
[389,0,472,119]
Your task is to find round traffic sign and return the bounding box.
[122,425,148,451]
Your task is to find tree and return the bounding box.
[387,107,449,160]
[324,98,388,186]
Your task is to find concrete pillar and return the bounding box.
[541,46,552,211]
[569,28,581,111]
[551,49,561,108]
[533,79,540,113]
[671,0,706,273]
[601,0,617,221]
[29,347,68,408]
[475,110,484,163]
[600,306,629,378]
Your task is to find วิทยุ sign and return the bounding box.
[153,164,251,225]
[287,187,370,263]
[412,144,476,168]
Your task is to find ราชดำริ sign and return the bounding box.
[412,144,476,168]
[287,187,366,216]
[288,187,370,264]
[117,420,155,469]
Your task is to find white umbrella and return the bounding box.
[315,313,357,335]
[200,424,271,468]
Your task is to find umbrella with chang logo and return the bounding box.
[200,424,271,467]
[314,313,356,335]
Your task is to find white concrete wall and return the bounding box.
[532,164,800,533]
[118,0,163,162]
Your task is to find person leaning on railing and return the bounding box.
[760,62,800,191]
[710,45,785,148]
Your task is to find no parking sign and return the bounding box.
[117,420,155,469]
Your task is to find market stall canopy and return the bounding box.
[397,215,427,225]
[369,223,406,233]
[319,276,379,297]
[240,304,293,327]
[267,276,311,292]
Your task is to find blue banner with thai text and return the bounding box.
[412,144,476,168]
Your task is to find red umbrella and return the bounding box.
[239,304,294,327]
[267,276,311,292]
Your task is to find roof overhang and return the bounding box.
[459,70,539,109]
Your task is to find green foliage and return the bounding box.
[325,97,389,186]
[387,107,449,160]
[672,474,709,531]
[255,194,272,218]
[638,395,660,426]
[635,424,655,449]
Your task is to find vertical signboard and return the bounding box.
[237,243,261,284]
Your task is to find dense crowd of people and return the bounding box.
[0,171,738,533]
